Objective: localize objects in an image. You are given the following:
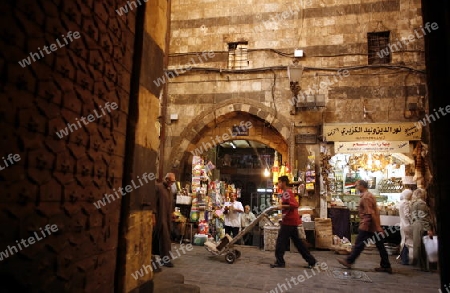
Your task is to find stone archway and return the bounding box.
[167,98,292,169]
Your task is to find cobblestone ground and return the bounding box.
[161,243,440,293]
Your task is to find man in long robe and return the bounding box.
[153,173,176,267]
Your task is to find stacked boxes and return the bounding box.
[315,218,332,249]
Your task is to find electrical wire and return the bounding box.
[270,69,277,116]
[166,64,425,75]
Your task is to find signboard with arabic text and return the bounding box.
[334,141,410,154]
[323,123,421,141]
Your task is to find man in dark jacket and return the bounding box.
[270,176,317,268]
[153,173,176,267]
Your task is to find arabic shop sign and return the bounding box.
[323,123,421,141]
[334,141,410,153]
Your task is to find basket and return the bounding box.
[315,218,332,249]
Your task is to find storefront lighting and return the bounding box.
[264,168,270,177]
[347,153,392,172]
[257,188,273,192]
[230,142,236,149]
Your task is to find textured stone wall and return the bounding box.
[0,0,165,292]
[165,0,427,170]
[0,0,132,291]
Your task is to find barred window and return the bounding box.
[228,41,248,70]
[367,31,391,65]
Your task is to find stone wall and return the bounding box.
[121,0,168,292]
[0,1,166,292]
[165,0,427,170]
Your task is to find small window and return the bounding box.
[228,41,248,69]
[367,31,391,65]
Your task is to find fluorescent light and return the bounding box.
[257,188,273,192]
[230,142,236,149]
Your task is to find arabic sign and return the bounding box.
[323,123,421,141]
[335,141,410,153]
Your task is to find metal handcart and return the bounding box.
[204,206,278,264]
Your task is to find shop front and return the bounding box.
[320,122,424,252]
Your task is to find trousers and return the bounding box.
[346,229,391,268]
[275,225,316,266]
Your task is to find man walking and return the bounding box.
[270,176,317,268]
[337,180,392,273]
[153,173,177,268]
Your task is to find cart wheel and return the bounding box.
[235,250,241,259]
[225,252,236,264]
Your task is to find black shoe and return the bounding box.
[374,267,392,274]
[153,266,162,272]
[270,263,285,268]
[163,262,174,267]
[305,262,318,269]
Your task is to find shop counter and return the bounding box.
[380,215,401,245]
[327,208,351,240]
[380,215,400,226]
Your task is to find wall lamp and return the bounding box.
[288,59,326,114]
[287,59,303,115]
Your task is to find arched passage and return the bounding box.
[178,112,290,184]
[167,98,292,170]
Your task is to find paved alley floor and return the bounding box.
[158,243,440,293]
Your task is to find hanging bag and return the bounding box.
[399,244,409,265]
[422,235,438,263]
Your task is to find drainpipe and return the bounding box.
[158,0,172,180]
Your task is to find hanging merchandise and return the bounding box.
[320,152,333,191]
[190,195,199,222]
[412,142,433,189]
[272,151,279,183]
[293,160,299,181]
[305,151,316,192]
[205,160,216,174]
[285,162,294,182]
[279,163,286,177]
[198,219,209,234]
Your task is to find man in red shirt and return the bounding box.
[270,176,317,268]
[337,180,392,273]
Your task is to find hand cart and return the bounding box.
[204,206,278,264]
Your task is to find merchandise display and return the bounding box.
[175,156,245,243]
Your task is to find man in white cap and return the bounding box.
[153,173,177,268]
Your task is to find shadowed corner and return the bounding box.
[0,272,30,293]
